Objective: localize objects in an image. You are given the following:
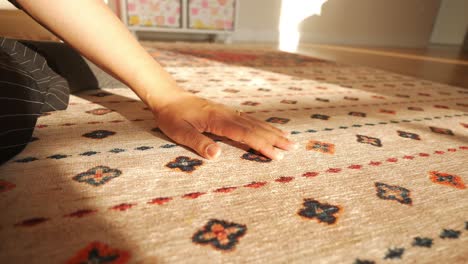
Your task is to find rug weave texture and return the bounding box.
[0,42,467,263]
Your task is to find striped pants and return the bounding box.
[0,37,107,164]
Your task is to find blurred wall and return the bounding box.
[430,0,468,45]
[1,0,446,47]
[234,0,441,47]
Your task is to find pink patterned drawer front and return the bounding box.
[188,0,236,30]
[127,0,181,28]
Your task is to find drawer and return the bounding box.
[188,0,236,30]
[126,0,182,28]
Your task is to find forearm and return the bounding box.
[15,0,294,161]
[16,0,183,110]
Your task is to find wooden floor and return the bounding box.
[293,44,468,89]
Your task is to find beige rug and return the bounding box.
[1,42,467,263]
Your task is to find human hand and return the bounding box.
[153,92,297,160]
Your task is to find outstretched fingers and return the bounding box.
[209,115,293,160]
[235,114,295,151]
[161,120,221,160]
[241,113,289,137]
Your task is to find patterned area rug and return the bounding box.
[1,42,467,263]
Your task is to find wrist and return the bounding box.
[129,65,186,113]
[145,86,193,116]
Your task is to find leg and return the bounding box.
[22,41,126,93]
[20,40,125,92]
[0,37,69,163]
[20,40,99,93]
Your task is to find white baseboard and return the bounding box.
[232,29,279,43]
[232,29,428,48]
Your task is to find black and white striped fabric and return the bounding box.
[0,37,70,164]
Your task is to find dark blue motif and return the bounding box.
[72,166,122,186]
[241,149,271,163]
[82,130,116,139]
[192,219,247,251]
[298,198,340,225]
[375,182,412,205]
[166,156,203,173]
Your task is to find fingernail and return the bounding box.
[206,144,221,159]
[276,152,284,160]
[285,142,298,150]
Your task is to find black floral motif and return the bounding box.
[375,182,412,205]
[306,140,335,154]
[47,154,70,160]
[135,146,153,151]
[384,248,404,259]
[429,126,454,136]
[397,130,421,140]
[354,259,375,264]
[82,130,116,139]
[160,144,177,148]
[440,229,460,239]
[412,237,433,248]
[14,157,38,163]
[311,114,330,120]
[241,149,271,163]
[298,198,341,224]
[67,241,129,263]
[109,148,126,153]
[265,117,290,124]
[72,166,122,186]
[192,219,247,251]
[429,171,465,189]
[166,156,203,173]
[84,248,119,262]
[356,135,382,147]
[80,151,99,156]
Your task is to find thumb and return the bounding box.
[162,120,221,160]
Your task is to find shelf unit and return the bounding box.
[119,0,238,43]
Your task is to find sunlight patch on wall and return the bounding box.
[279,0,327,52]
